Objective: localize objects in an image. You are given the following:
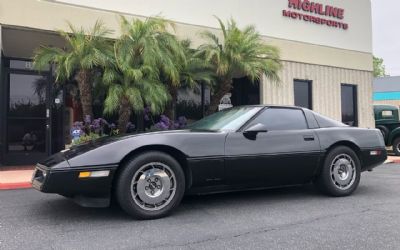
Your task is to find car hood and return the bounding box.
[63,129,191,159]
[39,129,224,169]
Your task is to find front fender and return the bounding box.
[388,127,400,145]
[62,131,226,167]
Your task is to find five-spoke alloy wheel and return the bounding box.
[116,151,185,219]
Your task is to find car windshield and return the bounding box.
[187,106,263,132]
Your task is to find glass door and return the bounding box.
[5,71,50,165]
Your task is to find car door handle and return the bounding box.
[303,135,315,141]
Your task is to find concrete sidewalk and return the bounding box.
[385,156,400,164]
[0,166,34,190]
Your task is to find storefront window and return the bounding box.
[8,74,47,117]
[231,77,260,106]
[176,84,210,123]
[341,84,358,126]
[294,80,312,109]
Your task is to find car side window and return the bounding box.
[249,108,308,131]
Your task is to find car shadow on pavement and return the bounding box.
[29,184,333,222]
[27,182,381,224]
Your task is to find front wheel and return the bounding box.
[315,146,361,197]
[115,151,185,219]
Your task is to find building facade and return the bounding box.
[0,0,374,165]
[373,76,400,107]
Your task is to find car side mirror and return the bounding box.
[244,123,268,135]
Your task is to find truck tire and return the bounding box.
[393,137,400,156]
[376,125,389,141]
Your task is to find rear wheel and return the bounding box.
[116,151,185,219]
[392,137,400,156]
[315,146,361,197]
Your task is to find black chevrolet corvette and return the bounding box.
[32,106,387,219]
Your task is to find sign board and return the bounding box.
[282,0,349,30]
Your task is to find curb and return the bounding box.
[0,182,32,190]
[384,157,400,164]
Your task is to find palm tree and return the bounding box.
[164,40,215,120]
[197,17,282,114]
[103,16,179,132]
[33,20,113,119]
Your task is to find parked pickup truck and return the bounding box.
[374,104,400,155]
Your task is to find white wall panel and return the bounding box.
[54,0,373,53]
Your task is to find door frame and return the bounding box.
[2,57,52,165]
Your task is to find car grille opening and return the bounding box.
[33,167,47,184]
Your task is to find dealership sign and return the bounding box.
[282,0,349,30]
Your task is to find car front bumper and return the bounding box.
[32,163,118,202]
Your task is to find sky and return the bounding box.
[372,0,400,76]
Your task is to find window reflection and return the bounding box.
[9,74,47,117]
[7,119,46,152]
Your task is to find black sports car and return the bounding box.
[32,106,387,219]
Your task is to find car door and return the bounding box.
[225,107,321,187]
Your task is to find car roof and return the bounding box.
[239,105,308,110]
[373,104,398,110]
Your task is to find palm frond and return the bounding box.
[104,84,123,114]
[197,16,282,83]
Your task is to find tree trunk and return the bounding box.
[118,96,132,133]
[206,78,232,115]
[76,69,94,120]
[165,85,178,121]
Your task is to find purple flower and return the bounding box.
[144,106,151,114]
[155,121,169,130]
[126,122,134,129]
[160,115,170,125]
[92,119,101,130]
[177,116,187,127]
[110,123,116,129]
[144,114,150,121]
[100,118,109,126]
[84,115,91,124]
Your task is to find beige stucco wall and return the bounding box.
[0,0,372,71]
[0,0,375,127]
[262,61,375,128]
[55,0,373,53]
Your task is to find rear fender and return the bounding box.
[388,127,400,145]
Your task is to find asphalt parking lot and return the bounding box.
[1,164,400,250]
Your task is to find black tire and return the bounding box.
[376,125,389,141]
[392,137,400,156]
[315,146,361,197]
[115,151,185,220]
